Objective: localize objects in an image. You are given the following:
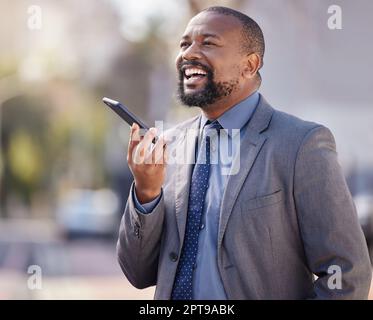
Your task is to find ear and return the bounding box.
[242,53,261,79]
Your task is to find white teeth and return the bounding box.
[185,68,207,77]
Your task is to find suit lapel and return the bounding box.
[174,116,200,245]
[218,96,275,249]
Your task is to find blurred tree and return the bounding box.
[8,130,43,188]
[1,95,48,216]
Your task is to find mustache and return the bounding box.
[177,60,213,75]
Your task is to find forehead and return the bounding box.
[182,11,242,39]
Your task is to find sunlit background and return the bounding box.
[1,0,372,299]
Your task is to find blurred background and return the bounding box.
[0,0,372,299]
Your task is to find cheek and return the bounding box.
[175,53,182,70]
[213,63,242,82]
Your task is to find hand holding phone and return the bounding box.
[103,97,167,203]
[128,123,167,203]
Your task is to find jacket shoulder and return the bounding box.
[268,107,332,144]
[262,102,336,156]
[271,108,321,134]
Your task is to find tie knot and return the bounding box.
[203,120,222,134]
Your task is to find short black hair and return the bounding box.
[203,6,265,81]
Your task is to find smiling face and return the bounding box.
[176,11,256,108]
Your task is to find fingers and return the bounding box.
[133,127,158,164]
[128,124,169,166]
[153,136,168,165]
[128,123,142,161]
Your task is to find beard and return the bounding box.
[177,61,239,108]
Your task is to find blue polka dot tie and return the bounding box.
[171,120,222,300]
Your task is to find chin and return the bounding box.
[178,78,221,107]
[179,93,216,108]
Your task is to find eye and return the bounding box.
[203,41,215,46]
[180,41,190,48]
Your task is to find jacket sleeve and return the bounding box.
[294,125,372,299]
[116,182,165,289]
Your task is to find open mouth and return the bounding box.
[184,67,207,80]
[182,66,208,87]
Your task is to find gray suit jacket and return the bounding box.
[117,95,372,299]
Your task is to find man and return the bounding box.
[117,6,372,299]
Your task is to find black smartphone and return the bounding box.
[102,97,149,129]
[102,97,158,144]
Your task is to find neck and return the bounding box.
[200,87,257,120]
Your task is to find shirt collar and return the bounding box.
[200,91,260,137]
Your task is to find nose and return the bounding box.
[181,41,203,61]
